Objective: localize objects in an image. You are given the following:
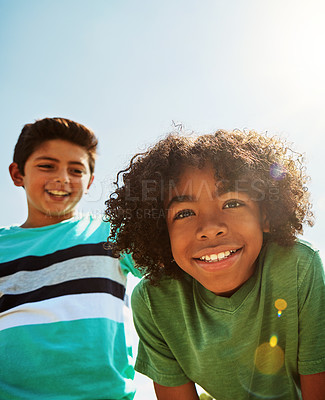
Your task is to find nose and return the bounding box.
[54,168,70,184]
[196,213,227,240]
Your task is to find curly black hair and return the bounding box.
[105,129,313,284]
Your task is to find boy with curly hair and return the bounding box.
[105,129,325,400]
[0,117,141,400]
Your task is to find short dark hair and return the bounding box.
[105,129,314,284]
[13,117,98,175]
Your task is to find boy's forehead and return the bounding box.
[169,165,226,191]
[167,179,229,200]
[29,139,89,163]
[167,167,223,199]
[165,165,257,204]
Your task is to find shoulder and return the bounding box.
[293,240,323,282]
[0,224,21,234]
[0,225,27,244]
[262,239,323,289]
[263,238,318,257]
[71,213,107,228]
[68,213,110,238]
[262,239,320,267]
[0,215,110,261]
[290,239,320,260]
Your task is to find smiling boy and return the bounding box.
[105,130,325,400]
[0,118,141,400]
[10,138,94,227]
[166,165,268,297]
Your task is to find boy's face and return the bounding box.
[9,139,94,228]
[165,165,269,297]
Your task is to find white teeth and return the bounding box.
[47,190,69,196]
[218,251,231,260]
[199,249,237,262]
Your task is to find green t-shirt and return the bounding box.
[131,240,325,399]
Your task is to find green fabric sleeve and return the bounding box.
[131,282,190,386]
[119,252,142,278]
[298,250,325,375]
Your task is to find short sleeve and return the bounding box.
[119,252,142,278]
[298,250,325,375]
[131,282,190,386]
[96,218,141,278]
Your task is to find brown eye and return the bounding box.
[38,164,53,169]
[174,209,195,220]
[70,168,84,176]
[223,200,243,209]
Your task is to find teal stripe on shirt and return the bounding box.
[0,318,136,400]
[0,216,107,260]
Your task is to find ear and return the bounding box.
[261,212,270,233]
[86,174,95,192]
[9,163,25,187]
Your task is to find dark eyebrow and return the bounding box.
[35,156,59,162]
[35,157,86,167]
[68,162,87,168]
[166,195,195,210]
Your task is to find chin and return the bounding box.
[45,209,74,218]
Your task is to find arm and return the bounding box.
[300,372,325,400]
[297,250,325,393]
[154,381,200,400]
[132,283,192,389]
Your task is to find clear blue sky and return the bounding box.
[1,0,324,397]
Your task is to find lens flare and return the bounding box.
[255,341,284,375]
[275,299,287,317]
[270,163,286,180]
[269,335,278,348]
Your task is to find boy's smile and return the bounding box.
[166,166,269,297]
[9,139,94,228]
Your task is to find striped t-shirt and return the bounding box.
[0,215,141,400]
